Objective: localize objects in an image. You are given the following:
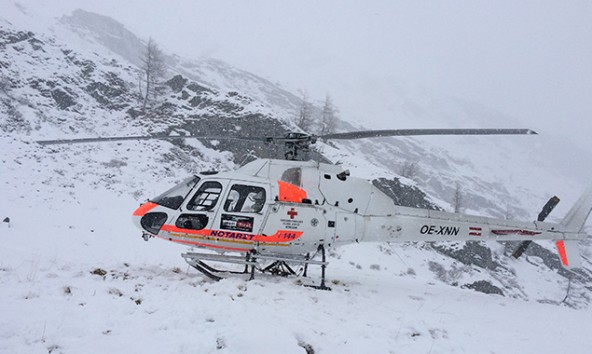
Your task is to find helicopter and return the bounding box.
[38,128,592,289]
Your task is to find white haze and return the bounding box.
[2,3,592,353]
[18,0,592,154]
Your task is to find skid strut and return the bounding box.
[306,245,331,291]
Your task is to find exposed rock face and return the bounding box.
[373,177,441,210]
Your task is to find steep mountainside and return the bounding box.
[0,7,592,306]
[2,6,592,353]
[2,8,591,305]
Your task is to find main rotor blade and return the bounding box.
[36,134,266,145]
[320,128,537,140]
[37,128,538,146]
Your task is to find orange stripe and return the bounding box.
[277,181,308,203]
[556,240,569,266]
[132,202,158,216]
[160,225,303,243]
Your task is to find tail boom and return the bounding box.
[356,185,592,269]
[362,208,584,243]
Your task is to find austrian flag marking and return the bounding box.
[469,226,482,236]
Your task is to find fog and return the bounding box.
[19,1,592,154]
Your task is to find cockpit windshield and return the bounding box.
[151,176,200,209]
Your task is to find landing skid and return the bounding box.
[181,245,331,290]
[185,260,224,281]
[182,252,255,282]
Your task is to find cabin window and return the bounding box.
[281,167,302,186]
[187,181,223,211]
[175,214,209,230]
[224,184,266,213]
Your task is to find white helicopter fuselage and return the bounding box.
[133,159,591,269]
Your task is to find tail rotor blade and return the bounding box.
[511,241,533,259]
[512,196,560,259]
[538,196,561,222]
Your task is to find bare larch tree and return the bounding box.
[297,91,313,132]
[319,94,337,135]
[453,181,463,213]
[139,37,166,109]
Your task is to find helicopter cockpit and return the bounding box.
[140,171,271,237]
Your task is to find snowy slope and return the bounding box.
[1,137,591,353]
[1,138,591,353]
[29,6,592,220]
[1,4,592,354]
[2,209,592,354]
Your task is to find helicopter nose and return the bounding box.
[133,202,158,217]
[132,202,158,229]
[132,202,169,236]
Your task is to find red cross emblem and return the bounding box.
[287,208,298,219]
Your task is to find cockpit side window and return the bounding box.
[151,176,200,210]
[281,167,302,186]
[224,184,266,213]
[187,181,223,211]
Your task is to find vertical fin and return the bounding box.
[556,240,582,269]
[560,185,592,232]
[554,185,592,269]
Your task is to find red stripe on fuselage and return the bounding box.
[491,229,541,236]
[160,225,303,244]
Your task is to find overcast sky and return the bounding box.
[13,1,592,151]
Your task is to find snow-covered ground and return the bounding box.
[2,181,591,354]
[2,3,592,353]
[1,134,591,354]
[2,167,591,354]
